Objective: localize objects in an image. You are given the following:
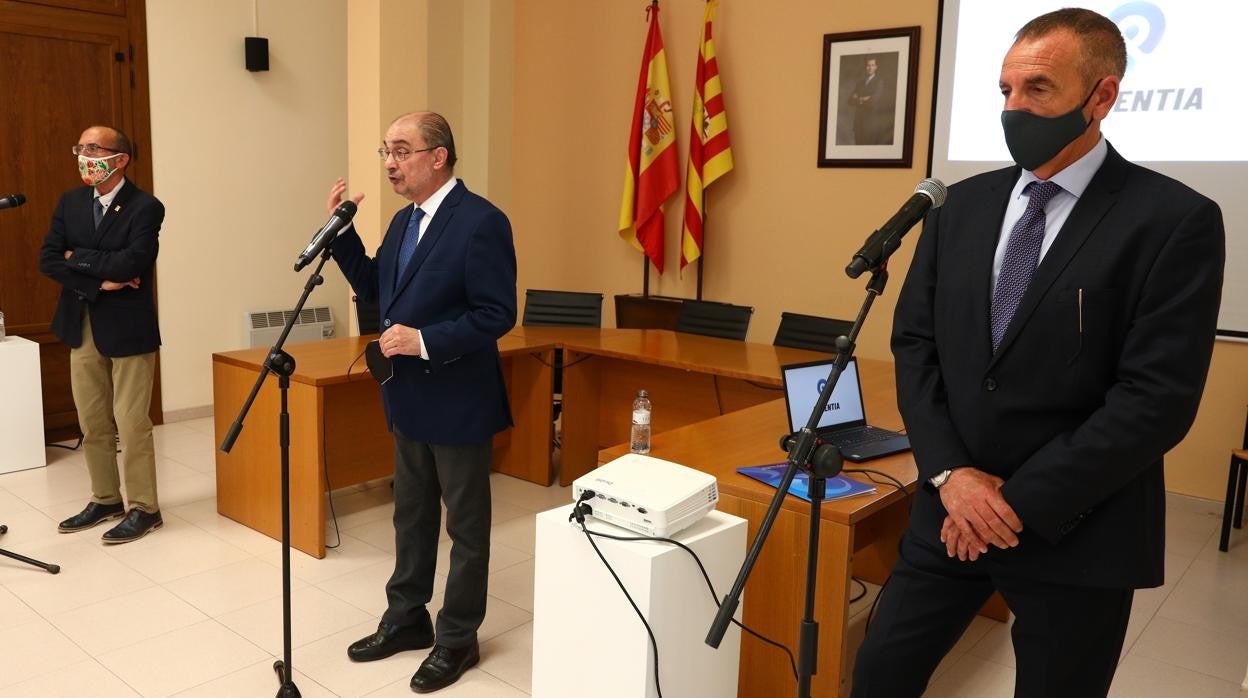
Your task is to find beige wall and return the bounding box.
[147,0,349,414]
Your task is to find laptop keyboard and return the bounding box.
[827,426,900,447]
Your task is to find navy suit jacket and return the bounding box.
[331,179,517,445]
[892,144,1224,588]
[38,179,164,357]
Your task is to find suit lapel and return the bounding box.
[392,181,464,300]
[989,146,1128,363]
[378,209,408,319]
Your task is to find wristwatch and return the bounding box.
[929,469,954,488]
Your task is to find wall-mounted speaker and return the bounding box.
[245,37,269,72]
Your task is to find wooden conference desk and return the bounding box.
[211,332,558,558]
[211,328,827,557]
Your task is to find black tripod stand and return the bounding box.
[220,246,336,698]
[0,525,60,574]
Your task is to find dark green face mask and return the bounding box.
[1000,79,1101,171]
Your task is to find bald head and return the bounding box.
[82,126,133,156]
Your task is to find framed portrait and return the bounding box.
[817,26,921,168]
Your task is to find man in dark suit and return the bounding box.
[328,112,516,694]
[852,10,1224,697]
[39,125,166,544]
[848,56,886,145]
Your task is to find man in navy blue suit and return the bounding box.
[327,112,516,693]
[852,9,1223,697]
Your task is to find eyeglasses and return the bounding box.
[377,146,437,162]
[72,144,121,157]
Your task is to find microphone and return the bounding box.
[0,193,26,210]
[295,201,357,271]
[845,178,947,278]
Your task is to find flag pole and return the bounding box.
[643,258,651,297]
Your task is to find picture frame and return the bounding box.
[817,26,921,168]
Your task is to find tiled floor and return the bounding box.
[0,416,1245,697]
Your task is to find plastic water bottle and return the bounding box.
[0,310,5,341]
[630,389,652,454]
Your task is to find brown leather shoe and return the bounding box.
[347,617,434,662]
[101,508,163,544]
[58,502,125,533]
[410,642,479,693]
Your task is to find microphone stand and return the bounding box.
[220,245,335,698]
[706,266,892,698]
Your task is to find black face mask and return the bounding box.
[1000,79,1101,171]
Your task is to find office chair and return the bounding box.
[1219,406,1248,552]
[675,299,753,341]
[522,289,604,328]
[522,289,605,441]
[354,295,381,335]
[773,311,853,354]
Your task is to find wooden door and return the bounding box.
[0,0,159,442]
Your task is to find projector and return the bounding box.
[572,453,719,537]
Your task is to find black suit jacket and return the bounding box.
[892,144,1224,588]
[331,179,517,445]
[38,179,164,357]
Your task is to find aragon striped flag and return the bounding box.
[680,0,734,272]
[619,1,680,274]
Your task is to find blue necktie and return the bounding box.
[93,198,104,229]
[396,207,425,281]
[990,180,1063,352]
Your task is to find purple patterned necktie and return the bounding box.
[396,206,425,282]
[990,180,1063,352]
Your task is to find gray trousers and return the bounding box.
[381,430,492,649]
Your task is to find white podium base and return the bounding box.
[0,336,46,474]
[532,504,745,698]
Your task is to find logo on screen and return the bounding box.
[814,378,839,412]
[1110,2,1165,70]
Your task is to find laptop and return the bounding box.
[780,357,911,463]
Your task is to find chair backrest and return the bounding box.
[523,289,604,328]
[675,299,754,341]
[355,295,380,335]
[773,312,853,354]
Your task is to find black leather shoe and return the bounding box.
[347,617,434,662]
[101,508,163,544]
[410,642,480,693]
[58,502,125,533]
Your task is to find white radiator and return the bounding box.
[245,306,335,348]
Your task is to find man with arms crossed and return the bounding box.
[40,125,165,544]
[329,112,516,693]
[852,9,1224,696]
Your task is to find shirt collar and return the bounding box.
[95,177,127,209]
[1019,136,1107,199]
[412,176,458,220]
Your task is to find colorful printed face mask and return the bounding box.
[78,153,123,187]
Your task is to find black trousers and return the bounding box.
[851,532,1134,698]
[381,430,493,650]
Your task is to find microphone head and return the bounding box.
[2,193,26,208]
[334,200,358,219]
[914,178,947,208]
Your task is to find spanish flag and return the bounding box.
[680,0,734,272]
[619,1,679,274]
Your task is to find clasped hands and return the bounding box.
[939,467,1023,562]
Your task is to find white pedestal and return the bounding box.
[532,504,745,698]
[0,336,47,473]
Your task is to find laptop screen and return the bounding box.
[781,358,867,433]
